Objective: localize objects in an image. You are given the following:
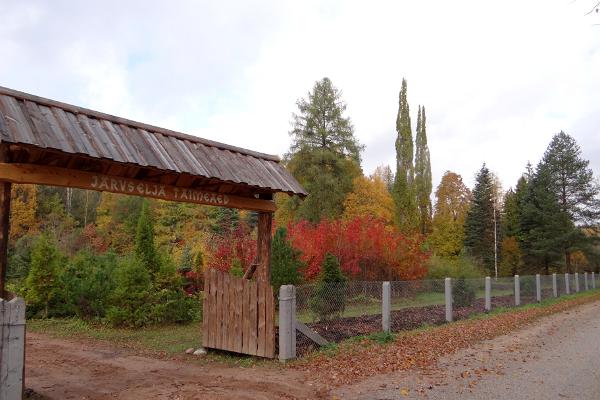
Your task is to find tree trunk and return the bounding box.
[565,250,572,274]
[0,181,11,298]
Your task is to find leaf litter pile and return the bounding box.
[294,292,600,387]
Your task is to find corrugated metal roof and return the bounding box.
[0,86,306,196]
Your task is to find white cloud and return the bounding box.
[0,0,599,192]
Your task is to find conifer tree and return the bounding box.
[285,77,363,222]
[25,233,64,318]
[270,227,303,291]
[135,200,159,274]
[393,78,418,232]
[414,105,433,234]
[520,165,574,273]
[539,131,600,271]
[309,253,346,320]
[464,164,497,273]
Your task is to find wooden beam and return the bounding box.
[0,163,276,213]
[0,181,10,298]
[256,212,273,284]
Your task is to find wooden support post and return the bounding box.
[256,212,273,284]
[0,181,11,298]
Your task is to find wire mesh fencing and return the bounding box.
[295,281,383,344]
[490,277,515,308]
[540,275,554,299]
[285,272,599,356]
[520,275,537,305]
[389,279,446,331]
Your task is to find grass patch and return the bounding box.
[27,318,202,355]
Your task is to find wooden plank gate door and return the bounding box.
[202,268,275,358]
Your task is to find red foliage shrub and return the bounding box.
[205,224,257,273]
[286,216,429,281]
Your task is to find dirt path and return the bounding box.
[334,300,600,399]
[25,333,324,400]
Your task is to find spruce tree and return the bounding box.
[393,78,418,232]
[539,131,600,271]
[286,77,363,222]
[309,253,346,320]
[414,105,432,234]
[25,233,64,318]
[270,227,303,291]
[135,200,159,274]
[520,165,574,273]
[464,164,496,273]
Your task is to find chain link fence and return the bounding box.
[284,273,599,357]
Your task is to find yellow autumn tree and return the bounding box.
[10,184,39,244]
[342,175,395,224]
[428,171,471,257]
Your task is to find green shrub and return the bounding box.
[229,258,244,278]
[106,257,153,327]
[24,233,65,318]
[452,276,476,307]
[309,253,347,321]
[150,260,196,324]
[428,255,483,280]
[270,227,303,292]
[61,250,117,320]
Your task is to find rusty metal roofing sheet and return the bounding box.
[0,86,307,196]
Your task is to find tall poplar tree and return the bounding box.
[285,77,363,223]
[414,105,432,234]
[393,78,418,232]
[464,164,497,273]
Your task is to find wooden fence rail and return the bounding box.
[0,297,25,400]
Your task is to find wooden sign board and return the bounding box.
[0,163,275,212]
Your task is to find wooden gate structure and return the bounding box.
[0,86,306,362]
[203,268,275,357]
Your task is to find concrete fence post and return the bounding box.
[485,276,491,311]
[552,273,558,297]
[536,274,541,302]
[514,275,520,306]
[382,281,391,333]
[278,285,296,361]
[0,297,26,400]
[445,277,452,322]
[593,272,596,289]
[584,272,589,291]
[575,273,580,293]
[565,273,570,295]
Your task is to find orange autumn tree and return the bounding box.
[286,216,429,281]
[10,184,39,245]
[342,175,395,225]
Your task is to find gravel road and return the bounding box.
[335,300,600,400]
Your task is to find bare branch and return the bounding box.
[585,1,600,15]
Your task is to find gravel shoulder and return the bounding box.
[334,300,600,399]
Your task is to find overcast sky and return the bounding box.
[1,0,599,192]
